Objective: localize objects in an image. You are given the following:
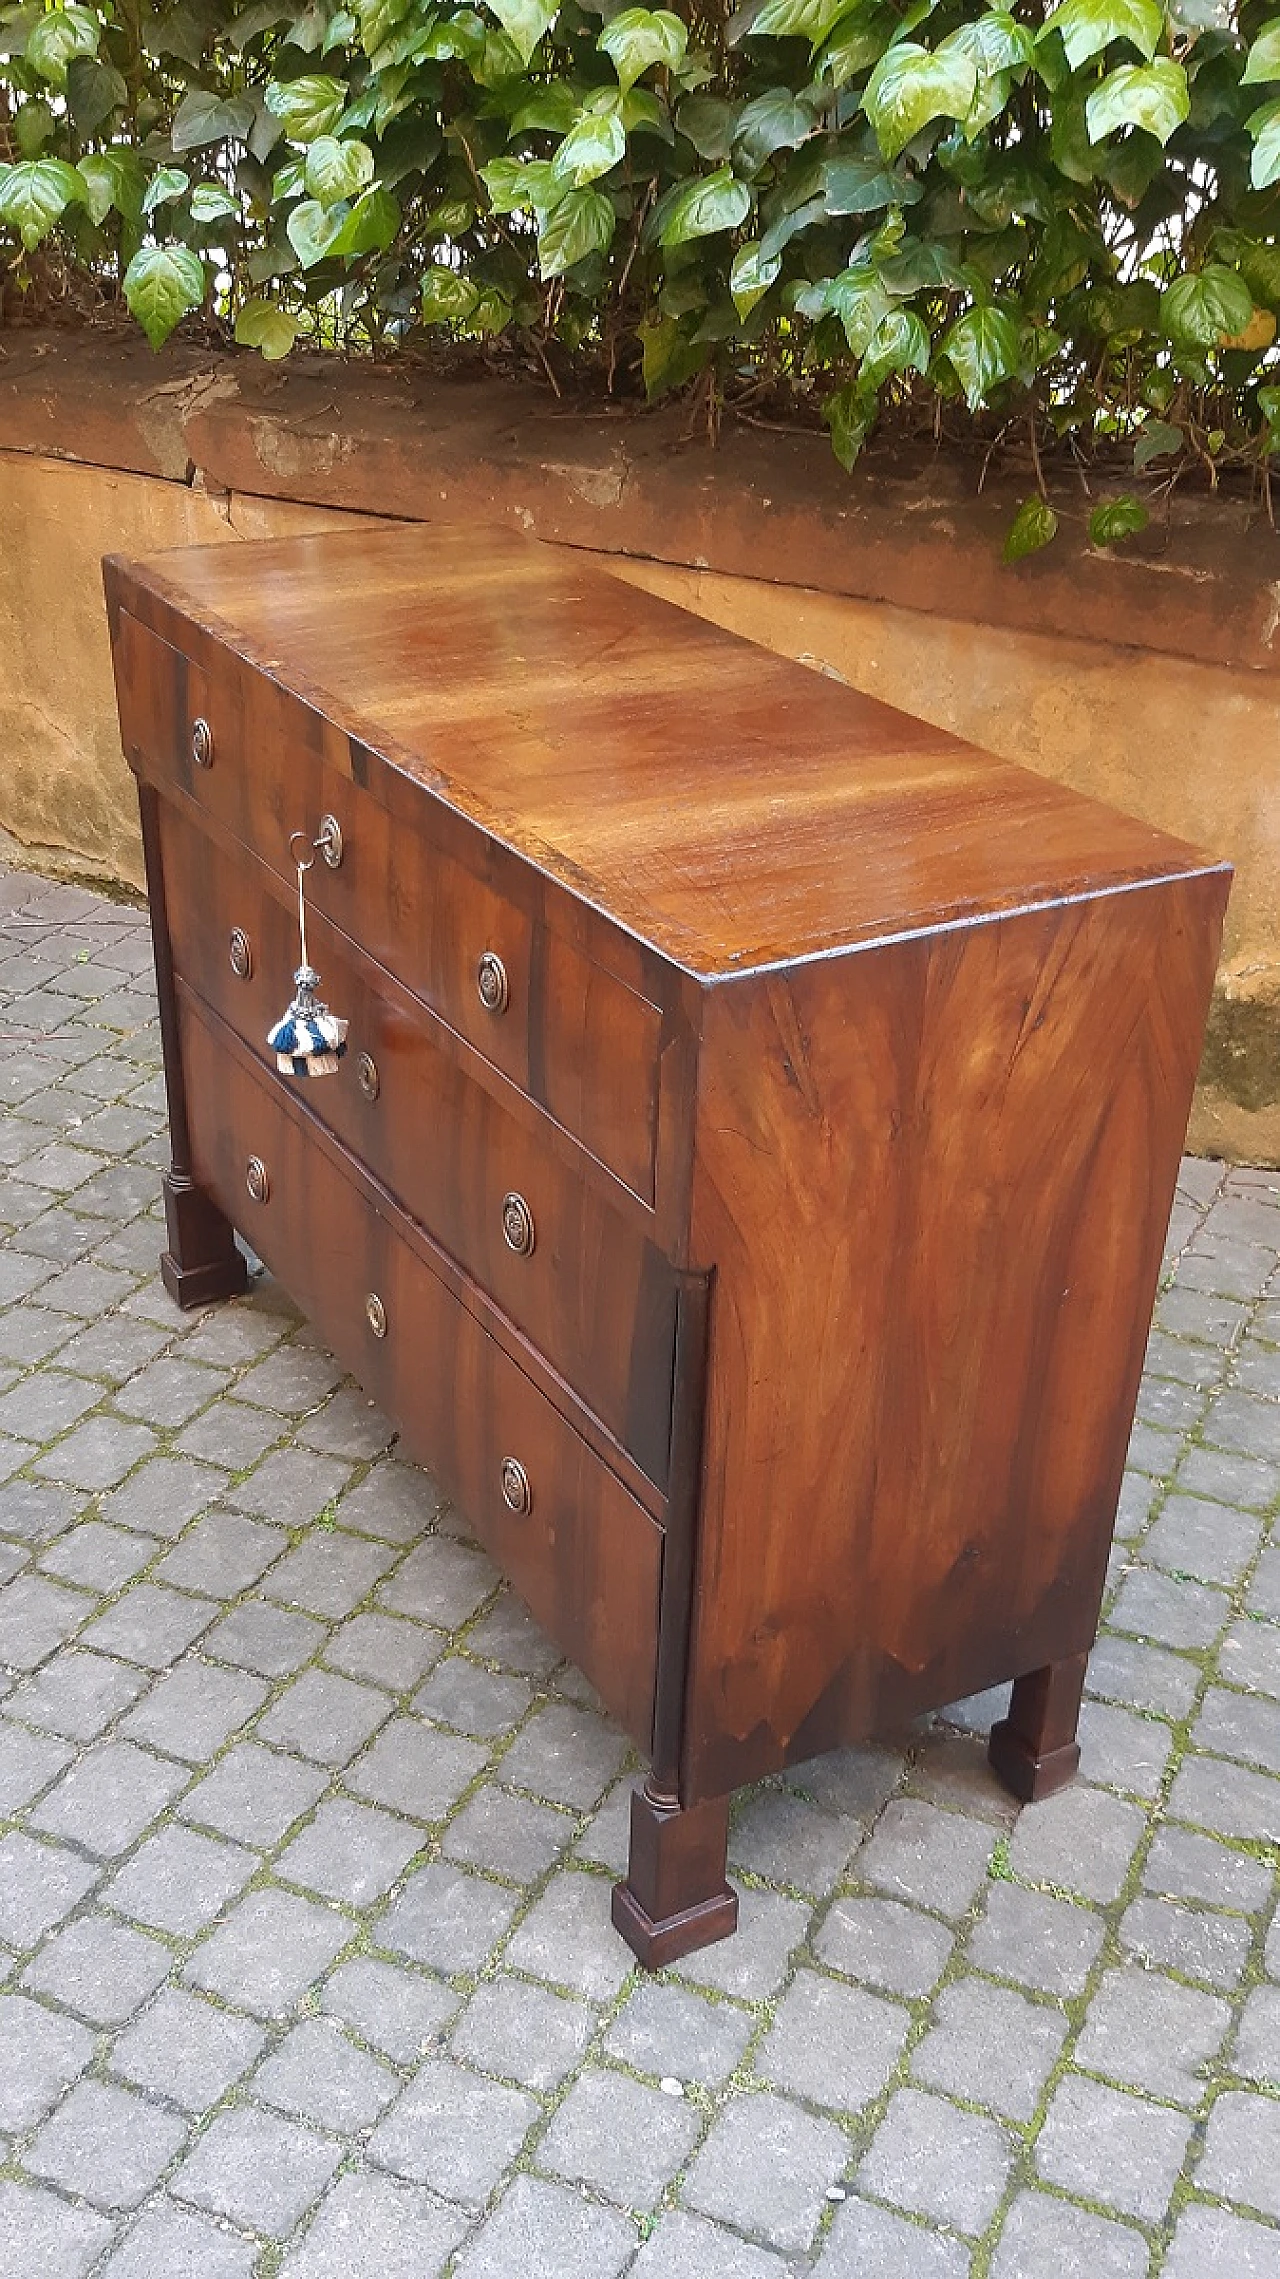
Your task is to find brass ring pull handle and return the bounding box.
[229,928,253,979]
[500,1457,532,1515]
[245,1156,269,1204]
[501,1192,535,1256]
[366,1292,387,1339]
[356,1051,380,1101]
[476,950,509,1016]
[191,718,214,769]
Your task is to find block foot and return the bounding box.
[989,1651,1088,1804]
[612,1783,738,1970]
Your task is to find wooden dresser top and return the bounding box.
[115,521,1224,977]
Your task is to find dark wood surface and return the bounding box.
[105,519,1230,1964]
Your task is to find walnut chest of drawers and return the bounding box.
[105,523,1229,1964]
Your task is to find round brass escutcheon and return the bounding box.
[356,1051,380,1102]
[476,950,509,1017]
[500,1456,532,1515]
[229,927,253,980]
[245,1156,270,1205]
[317,814,344,869]
[501,1191,535,1257]
[191,717,214,769]
[366,1291,388,1339]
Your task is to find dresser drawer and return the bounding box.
[115,608,662,1202]
[158,798,678,1486]
[179,1000,662,1745]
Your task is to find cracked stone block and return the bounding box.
[814,2197,969,2278]
[103,1823,256,1937]
[336,1461,440,1545]
[605,1979,753,2089]
[910,1976,1068,2121]
[504,1869,633,2001]
[179,1740,328,1847]
[1007,1782,1145,1902]
[40,1521,154,1594]
[379,1862,518,1975]
[80,1583,216,1670]
[1077,1699,1174,1799]
[24,2079,187,2212]
[368,2058,537,2204]
[1035,2075,1192,2220]
[0,1721,74,1811]
[989,2190,1149,2278]
[854,1799,995,1917]
[171,2105,342,2239]
[346,1716,488,1821]
[857,2086,1011,2236]
[1195,1686,1280,1775]
[0,2180,113,2279]
[1143,1824,1274,1911]
[1120,1895,1251,1989]
[376,1537,498,1628]
[1085,1634,1202,1721]
[0,1830,101,1946]
[253,2017,399,2131]
[1075,1964,1231,2105]
[452,1975,597,2091]
[450,2174,634,2279]
[0,1574,92,1669]
[185,1887,352,2018]
[414,1656,531,1739]
[1167,1755,1280,1843]
[541,2064,702,2209]
[686,2088,848,2252]
[1220,1618,1280,1699]
[281,2171,467,2279]
[21,1912,171,2026]
[1164,2203,1280,2277]
[1197,2090,1280,2218]
[323,1609,442,1692]
[99,1457,227,1541]
[0,1994,94,2131]
[110,1988,266,2111]
[120,1660,269,1763]
[278,1796,422,1907]
[98,2203,257,2279]
[443,1784,572,1884]
[321,1958,459,2066]
[264,1531,397,1621]
[8,1648,146,1739]
[28,1739,188,1858]
[258,1667,392,1768]
[634,2211,794,2279]
[816,1895,954,1997]
[758,1969,909,2113]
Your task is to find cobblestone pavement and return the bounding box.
[0,866,1276,2279]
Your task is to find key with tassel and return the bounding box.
[266,831,349,1078]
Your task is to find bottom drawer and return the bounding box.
[180,1000,662,1746]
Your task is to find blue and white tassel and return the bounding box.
[267,845,348,1080]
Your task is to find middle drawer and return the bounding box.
[158,795,678,1487]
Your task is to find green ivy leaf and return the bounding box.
[863,42,978,162]
[304,134,375,205]
[599,6,686,92]
[25,4,98,88]
[510,81,578,133]
[823,379,876,470]
[234,295,300,356]
[1088,493,1149,544]
[733,86,821,170]
[657,164,751,242]
[122,242,205,347]
[730,237,781,314]
[0,155,83,248]
[677,94,738,159]
[14,99,56,156]
[482,155,557,211]
[938,301,1023,408]
[286,194,345,264]
[749,0,847,49]
[1039,0,1162,69]
[1133,417,1183,468]
[1242,18,1280,83]
[1248,96,1280,189]
[171,89,255,149]
[487,0,558,65]
[1086,59,1189,146]
[65,54,126,132]
[265,74,347,141]
[551,107,626,186]
[1003,497,1059,561]
[859,304,931,387]
[1161,263,1255,345]
[354,0,409,52]
[190,182,242,222]
[141,165,189,216]
[329,182,399,254]
[421,261,480,320]
[537,182,615,273]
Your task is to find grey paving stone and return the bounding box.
[0,1829,101,1945]
[376,1536,498,1629]
[264,1530,396,1620]
[907,1729,1019,1825]
[1221,1616,1280,1698]
[336,1460,439,1544]
[1168,1753,1280,1841]
[911,1975,1069,2120]
[204,1599,327,1678]
[120,1659,268,1762]
[726,1786,859,1893]
[0,2180,114,2279]
[0,1573,92,1669]
[28,1738,188,1857]
[113,1356,221,1429]
[154,1509,285,1597]
[1202,1390,1280,1460]
[81,1583,216,1670]
[635,2210,794,2279]
[854,1797,996,1917]
[505,1868,634,2000]
[0,1719,74,1810]
[572,1778,632,1873]
[0,1369,99,1441]
[676,1884,811,2002]
[110,1987,266,2110]
[968,1878,1106,1994]
[466,1589,561,1678]
[228,1448,353,1529]
[347,1715,488,1820]
[783,1743,907,1822]
[605,1978,754,2088]
[259,1667,391,1767]
[1235,1983,1280,2083]
[172,2105,342,2238]
[541,2063,701,2209]
[177,1307,285,1370]
[100,1456,227,1540]
[1124,1418,1182,1475]
[1198,2089,1280,2217]
[0,1478,84,1547]
[1008,1781,1145,1901]
[295,1386,396,1462]
[0,1306,74,1366]
[1251,1547,1280,1620]
[858,2085,1011,2235]
[1109,1563,1230,1649]
[989,2189,1148,2278]
[235,1342,345,1415]
[443,1784,572,1883]
[41,1520,154,1593]
[36,1416,158,1491]
[282,2170,467,2279]
[1164,2202,1280,2277]
[323,1608,442,1692]
[1144,1495,1265,1586]
[253,2016,399,2130]
[0,1994,94,2130]
[815,1894,955,1996]
[1085,1632,1203,1719]
[24,2078,186,2211]
[369,2056,537,2204]
[452,1975,597,2089]
[99,2204,258,2279]
[451,2173,634,2279]
[414,1655,531,1738]
[1077,1697,1174,1798]
[22,1911,172,2026]
[278,1797,423,1906]
[686,2088,849,2252]
[1121,1893,1252,1987]
[1266,1910,1280,1976]
[176,1399,282,1472]
[7,1647,146,1739]
[1143,1823,1275,1910]
[1076,1962,1231,2104]
[1196,1684,1280,1773]
[180,1740,328,1846]
[1176,1444,1280,1510]
[758,1969,908,2112]
[1035,2074,1193,2219]
[380,1862,518,1975]
[498,1703,631,1812]
[185,1887,352,2018]
[321,1957,459,2065]
[103,1823,256,1936]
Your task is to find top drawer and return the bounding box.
[113,608,663,1203]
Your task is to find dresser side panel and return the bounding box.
[681,867,1229,1801]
